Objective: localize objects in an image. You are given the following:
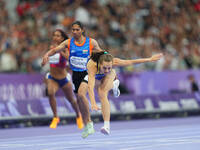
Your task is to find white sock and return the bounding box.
[104,121,110,129]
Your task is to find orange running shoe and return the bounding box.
[76,116,84,129]
[49,117,60,129]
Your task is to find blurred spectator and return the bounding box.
[0,48,18,72]
[187,74,199,92]
[0,0,199,73]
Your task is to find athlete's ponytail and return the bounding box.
[90,51,113,64]
[99,53,113,64]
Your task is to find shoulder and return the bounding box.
[87,59,96,68]
[65,39,71,47]
[90,38,97,45]
[66,39,70,43]
[64,39,71,43]
[87,59,97,73]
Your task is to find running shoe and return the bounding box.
[49,117,60,129]
[87,121,95,135]
[76,116,84,129]
[100,126,110,135]
[82,126,88,138]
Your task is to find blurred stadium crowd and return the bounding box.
[0,0,200,73]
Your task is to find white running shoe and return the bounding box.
[100,126,110,135]
[112,79,120,98]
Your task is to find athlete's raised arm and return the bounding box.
[113,53,163,67]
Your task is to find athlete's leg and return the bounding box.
[46,79,60,128]
[61,82,84,129]
[77,82,91,125]
[47,79,59,117]
[77,82,95,138]
[98,87,111,123]
[72,71,93,137]
[98,74,115,134]
[62,82,80,117]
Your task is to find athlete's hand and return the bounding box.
[149,53,163,62]
[41,54,49,66]
[91,104,101,111]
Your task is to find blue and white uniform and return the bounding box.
[68,37,93,93]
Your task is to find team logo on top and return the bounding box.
[82,49,88,54]
[71,50,75,53]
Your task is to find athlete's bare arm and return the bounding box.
[60,49,69,60]
[91,39,104,53]
[49,45,69,60]
[87,60,101,111]
[113,53,163,67]
[42,39,69,66]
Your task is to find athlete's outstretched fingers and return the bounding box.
[151,53,163,61]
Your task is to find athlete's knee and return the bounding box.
[98,87,105,95]
[48,94,55,99]
[67,97,76,104]
[77,93,85,100]
[47,89,56,98]
[77,91,86,101]
[98,88,107,99]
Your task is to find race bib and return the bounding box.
[49,53,60,64]
[70,56,88,69]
